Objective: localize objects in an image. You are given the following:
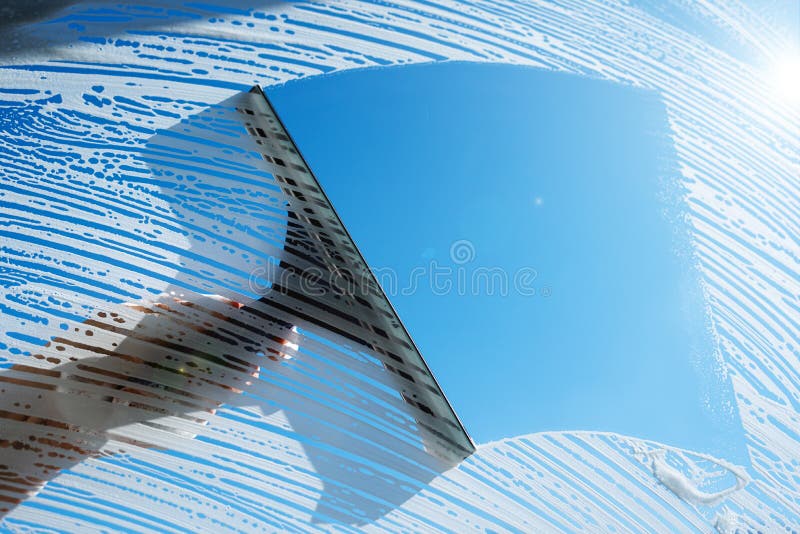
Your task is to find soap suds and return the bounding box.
[647,449,749,506]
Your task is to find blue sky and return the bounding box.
[269,62,747,461]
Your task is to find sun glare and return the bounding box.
[767,52,800,107]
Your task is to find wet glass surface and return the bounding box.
[0,1,798,531]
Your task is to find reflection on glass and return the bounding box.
[0,89,471,525]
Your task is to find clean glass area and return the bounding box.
[270,62,747,461]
